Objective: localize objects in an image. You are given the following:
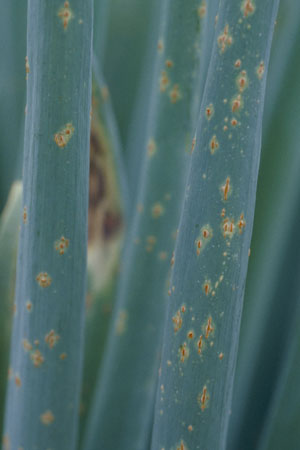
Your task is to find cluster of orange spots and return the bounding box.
[219,352,224,360]
[159,70,169,92]
[30,349,44,367]
[157,39,164,52]
[197,335,203,354]
[23,206,27,224]
[209,135,219,154]
[187,330,194,339]
[217,25,233,53]
[205,103,214,120]
[26,301,32,311]
[146,235,157,252]
[198,0,207,18]
[231,118,238,126]
[237,213,246,233]
[195,238,202,256]
[231,94,242,113]
[172,309,183,333]
[221,177,231,201]
[221,208,226,218]
[203,280,211,296]
[25,56,30,79]
[170,251,175,266]
[191,136,196,153]
[147,138,156,157]
[179,342,189,363]
[36,272,52,288]
[58,1,73,29]
[151,202,164,218]
[165,59,173,68]
[241,0,255,17]
[198,385,209,411]
[54,122,74,148]
[222,217,235,238]
[55,236,69,255]
[205,316,214,339]
[256,61,265,80]
[170,84,181,103]
[45,330,60,349]
[236,70,248,92]
[40,410,55,425]
[234,59,242,68]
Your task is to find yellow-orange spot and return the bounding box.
[55,236,69,255]
[147,138,156,157]
[221,208,226,217]
[197,335,203,355]
[237,213,246,234]
[159,70,169,92]
[30,349,44,367]
[210,135,219,154]
[177,441,187,450]
[170,84,181,103]
[219,352,224,360]
[195,238,202,256]
[191,136,196,153]
[235,59,242,68]
[58,1,73,29]
[45,330,60,349]
[171,251,175,266]
[237,70,248,92]
[256,61,265,80]
[15,375,21,387]
[54,123,74,148]
[221,177,231,201]
[205,103,214,120]
[151,202,164,218]
[203,280,211,296]
[205,316,214,339]
[25,56,30,79]
[26,301,32,311]
[187,330,194,339]
[231,118,238,126]
[188,425,193,431]
[23,339,32,351]
[198,1,207,18]
[165,59,173,68]
[60,352,67,360]
[179,342,189,363]
[157,39,164,52]
[231,94,242,113]
[217,25,233,53]
[241,0,255,17]
[23,206,27,224]
[36,272,52,288]
[40,410,55,425]
[181,305,186,313]
[172,310,183,333]
[198,386,209,411]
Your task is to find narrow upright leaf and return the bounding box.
[2,1,93,449]
[151,1,279,449]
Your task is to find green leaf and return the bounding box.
[150,1,279,449]
[2,1,93,448]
